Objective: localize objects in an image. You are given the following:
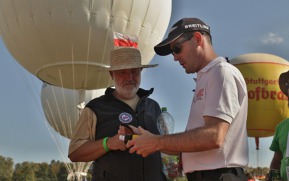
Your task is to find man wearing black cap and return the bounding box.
[127,18,249,181]
[268,70,289,181]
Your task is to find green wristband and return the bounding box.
[103,137,110,152]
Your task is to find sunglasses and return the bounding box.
[171,34,193,55]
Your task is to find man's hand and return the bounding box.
[126,126,160,157]
[118,124,136,135]
[106,131,127,151]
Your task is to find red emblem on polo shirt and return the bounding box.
[193,89,204,103]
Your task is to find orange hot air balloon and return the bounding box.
[0,0,171,90]
[230,53,289,149]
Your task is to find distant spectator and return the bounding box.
[246,172,255,181]
[268,70,289,181]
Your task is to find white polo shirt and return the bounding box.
[182,57,249,173]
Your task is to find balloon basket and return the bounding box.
[161,153,187,181]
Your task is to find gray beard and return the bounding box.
[115,85,139,99]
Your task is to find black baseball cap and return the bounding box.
[154,18,210,56]
[279,70,289,96]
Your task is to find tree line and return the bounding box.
[0,155,92,181]
[1,154,269,181]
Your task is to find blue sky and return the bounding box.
[1,0,289,168]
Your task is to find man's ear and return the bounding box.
[194,32,203,45]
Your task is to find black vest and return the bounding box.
[86,87,166,181]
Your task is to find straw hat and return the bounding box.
[279,70,289,96]
[104,48,158,71]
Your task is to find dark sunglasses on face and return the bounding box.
[171,34,194,55]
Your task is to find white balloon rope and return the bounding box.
[42,107,72,172]
[45,86,93,173]
[11,57,77,172]
[84,26,92,89]
[11,59,90,177]
[57,84,71,138]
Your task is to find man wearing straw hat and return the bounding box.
[268,70,289,181]
[68,47,166,181]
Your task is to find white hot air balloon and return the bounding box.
[0,0,172,90]
[41,83,105,138]
[0,1,171,179]
[41,83,105,180]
